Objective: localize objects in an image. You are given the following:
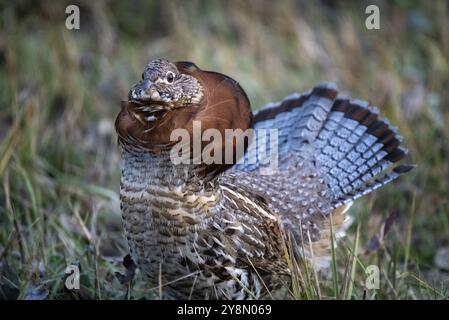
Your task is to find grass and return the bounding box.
[0,0,448,299]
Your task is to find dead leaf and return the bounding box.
[366,211,399,253]
[115,254,137,285]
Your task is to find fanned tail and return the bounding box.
[235,82,413,206]
[313,97,413,206]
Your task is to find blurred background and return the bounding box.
[0,0,448,299]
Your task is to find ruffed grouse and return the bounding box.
[115,58,413,299]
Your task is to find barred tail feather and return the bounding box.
[236,82,412,206]
[314,97,413,206]
[234,82,339,171]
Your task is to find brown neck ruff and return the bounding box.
[115,62,253,179]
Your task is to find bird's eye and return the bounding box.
[166,71,175,83]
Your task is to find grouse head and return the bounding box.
[116,59,253,177]
[129,58,204,109]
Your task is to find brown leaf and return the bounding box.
[115,254,137,285]
[383,211,399,236]
[366,211,399,253]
